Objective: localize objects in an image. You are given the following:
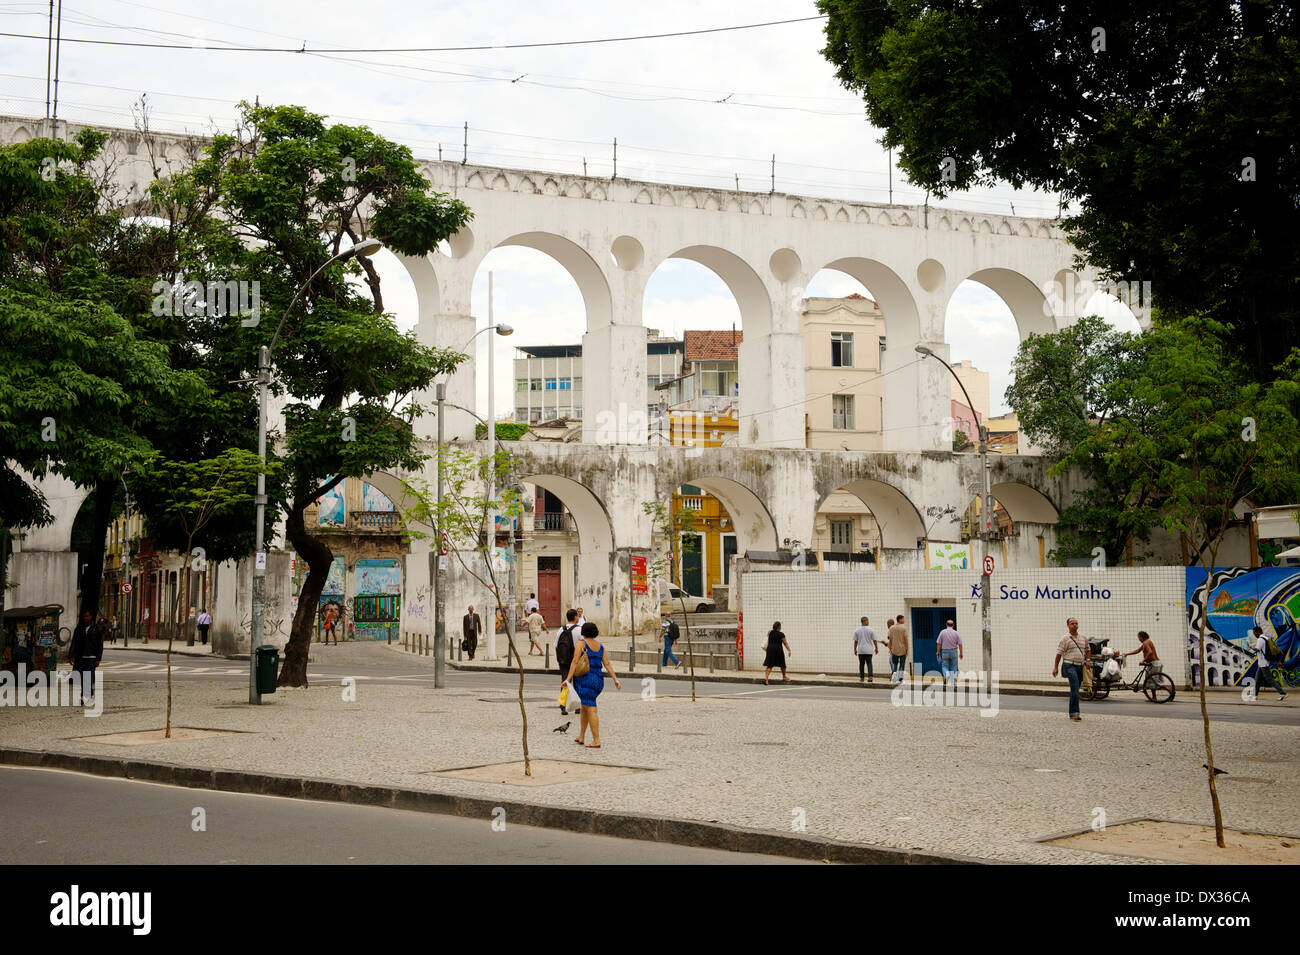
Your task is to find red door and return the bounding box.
[537,556,562,627]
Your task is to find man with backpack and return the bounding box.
[1251,625,1288,701]
[554,609,580,714]
[660,612,681,668]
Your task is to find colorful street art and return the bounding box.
[926,541,969,570]
[318,480,346,527]
[1186,567,1300,689]
[354,558,402,641]
[362,481,395,512]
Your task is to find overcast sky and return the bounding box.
[2,0,1139,415]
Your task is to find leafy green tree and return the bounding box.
[818,1,1300,366]
[400,446,533,773]
[139,449,273,736]
[951,429,970,453]
[0,131,195,614]
[165,102,472,685]
[1006,314,1166,562]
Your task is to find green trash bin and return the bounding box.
[255,645,279,695]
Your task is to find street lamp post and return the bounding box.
[456,309,513,659]
[248,238,382,704]
[915,344,993,678]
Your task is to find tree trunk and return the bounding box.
[1199,550,1226,847]
[678,595,696,702]
[278,502,333,687]
[78,479,114,618]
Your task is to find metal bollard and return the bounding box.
[545,644,550,669]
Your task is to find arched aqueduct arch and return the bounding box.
[814,479,927,551]
[682,475,780,555]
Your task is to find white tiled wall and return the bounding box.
[741,567,1188,685]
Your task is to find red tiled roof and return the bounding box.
[684,329,743,361]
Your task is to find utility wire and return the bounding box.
[0,14,828,52]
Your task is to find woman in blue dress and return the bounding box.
[565,622,622,748]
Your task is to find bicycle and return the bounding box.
[1089,655,1175,703]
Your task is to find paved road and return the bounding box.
[0,767,806,865]
[94,648,1300,726]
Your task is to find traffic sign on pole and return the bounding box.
[120,582,133,595]
[982,555,994,576]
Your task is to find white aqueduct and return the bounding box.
[3,116,1120,645]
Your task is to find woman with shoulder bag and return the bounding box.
[763,621,791,685]
[566,622,622,748]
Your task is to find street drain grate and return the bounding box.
[745,741,788,746]
[671,731,708,736]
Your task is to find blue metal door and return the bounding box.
[911,607,955,680]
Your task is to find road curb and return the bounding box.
[0,746,989,865]
[441,659,1073,697]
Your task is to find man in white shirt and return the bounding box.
[1252,625,1288,701]
[853,616,878,684]
[523,593,540,616]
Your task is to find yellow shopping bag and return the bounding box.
[558,683,570,708]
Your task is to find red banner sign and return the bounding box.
[630,555,648,595]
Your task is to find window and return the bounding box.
[572,377,582,390]
[559,378,572,390]
[832,394,855,430]
[572,406,581,418]
[545,378,558,391]
[516,379,527,392]
[530,378,543,391]
[647,375,659,388]
[831,332,854,368]
[529,408,543,423]
[830,520,853,552]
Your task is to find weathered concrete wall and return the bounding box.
[7,552,78,620]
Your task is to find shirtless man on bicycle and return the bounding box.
[1123,630,1160,673]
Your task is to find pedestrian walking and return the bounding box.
[462,605,482,660]
[566,622,622,747]
[763,621,791,684]
[321,604,341,645]
[575,606,587,630]
[69,610,104,702]
[524,593,540,616]
[196,608,212,645]
[936,619,963,685]
[659,612,682,668]
[886,614,909,683]
[107,614,122,645]
[1251,625,1288,701]
[1052,617,1090,720]
[853,616,878,683]
[554,610,580,713]
[525,609,547,655]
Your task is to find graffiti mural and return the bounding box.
[1186,567,1300,688]
[318,480,346,527]
[354,558,401,641]
[926,541,969,570]
[362,481,395,512]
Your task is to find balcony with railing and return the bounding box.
[353,511,401,530]
[534,511,576,534]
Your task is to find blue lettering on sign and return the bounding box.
[994,584,1113,600]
